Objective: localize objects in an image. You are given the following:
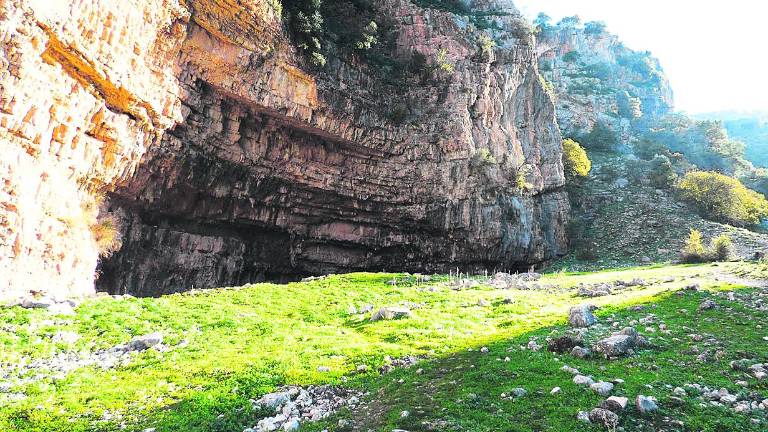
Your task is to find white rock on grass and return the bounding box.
[126,333,163,351]
[590,381,614,396]
[601,396,629,412]
[370,307,412,322]
[576,411,591,424]
[573,375,595,386]
[636,395,659,414]
[589,408,619,428]
[568,304,597,328]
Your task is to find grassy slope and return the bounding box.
[1,263,766,431]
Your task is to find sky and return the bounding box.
[512,0,768,115]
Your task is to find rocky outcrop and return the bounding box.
[0,0,188,301]
[1,0,569,299]
[536,17,674,146]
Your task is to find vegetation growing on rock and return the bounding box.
[562,138,592,179]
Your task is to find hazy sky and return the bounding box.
[513,0,768,114]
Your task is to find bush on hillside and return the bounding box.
[708,234,734,262]
[634,139,669,160]
[580,121,617,151]
[648,155,677,189]
[677,171,768,226]
[680,230,734,263]
[562,139,591,179]
[680,229,705,263]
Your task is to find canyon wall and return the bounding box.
[0,0,569,299]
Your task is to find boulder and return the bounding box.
[571,346,591,359]
[127,333,163,352]
[600,396,628,412]
[588,408,619,429]
[568,304,597,328]
[370,307,412,322]
[636,395,659,415]
[590,381,614,396]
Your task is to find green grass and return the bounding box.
[1,263,766,431]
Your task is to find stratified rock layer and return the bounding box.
[1,0,568,298]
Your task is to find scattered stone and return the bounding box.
[547,335,580,354]
[251,385,363,431]
[480,347,489,353]
[590,381,614,396]
[126,333,163,352]
[370,307,412,322]
[550,387,561,395]
[571,346,591,359]
[511,388,527,398]
[527,339,542,352]
[561,365,580,375]
[573,375,595,386]
[589,408,619,429]
[601,396,628,412]
[576,411,591,424]
[568,304,597,328]
[477,298,491,307]
[636,395,659,415]
[699,300,717,311]
[317,366,331,373]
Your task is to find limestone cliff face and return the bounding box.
[0,0,188,301]
[0,0,568,299]
[537,20,674,146]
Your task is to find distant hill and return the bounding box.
[694,111,768,168]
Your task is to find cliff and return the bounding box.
[536,17,674,147]
[0,0,568,299]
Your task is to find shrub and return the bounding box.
[562,139,591,179]
[91,214,122,257]
[512,164,534,194]
[648,155,677,189]
[677,171,768,226]
[580,121,617,151]
[680,231,734,263]
[478,33,495,59]
[562,51,581,63]
[434,48,455,74]
[680,229,705,263]
[471,148,497,168]
[634,139,668,160]
[708,234,733,261]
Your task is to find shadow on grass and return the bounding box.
[9,286,768,432]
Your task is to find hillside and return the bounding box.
[1,264,767,431]
[552,152,768,272]
[694,112,768,169]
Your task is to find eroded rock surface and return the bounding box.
[1,0,569,298]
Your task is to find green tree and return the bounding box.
[648,155,677,189]
[678,171,768,226]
